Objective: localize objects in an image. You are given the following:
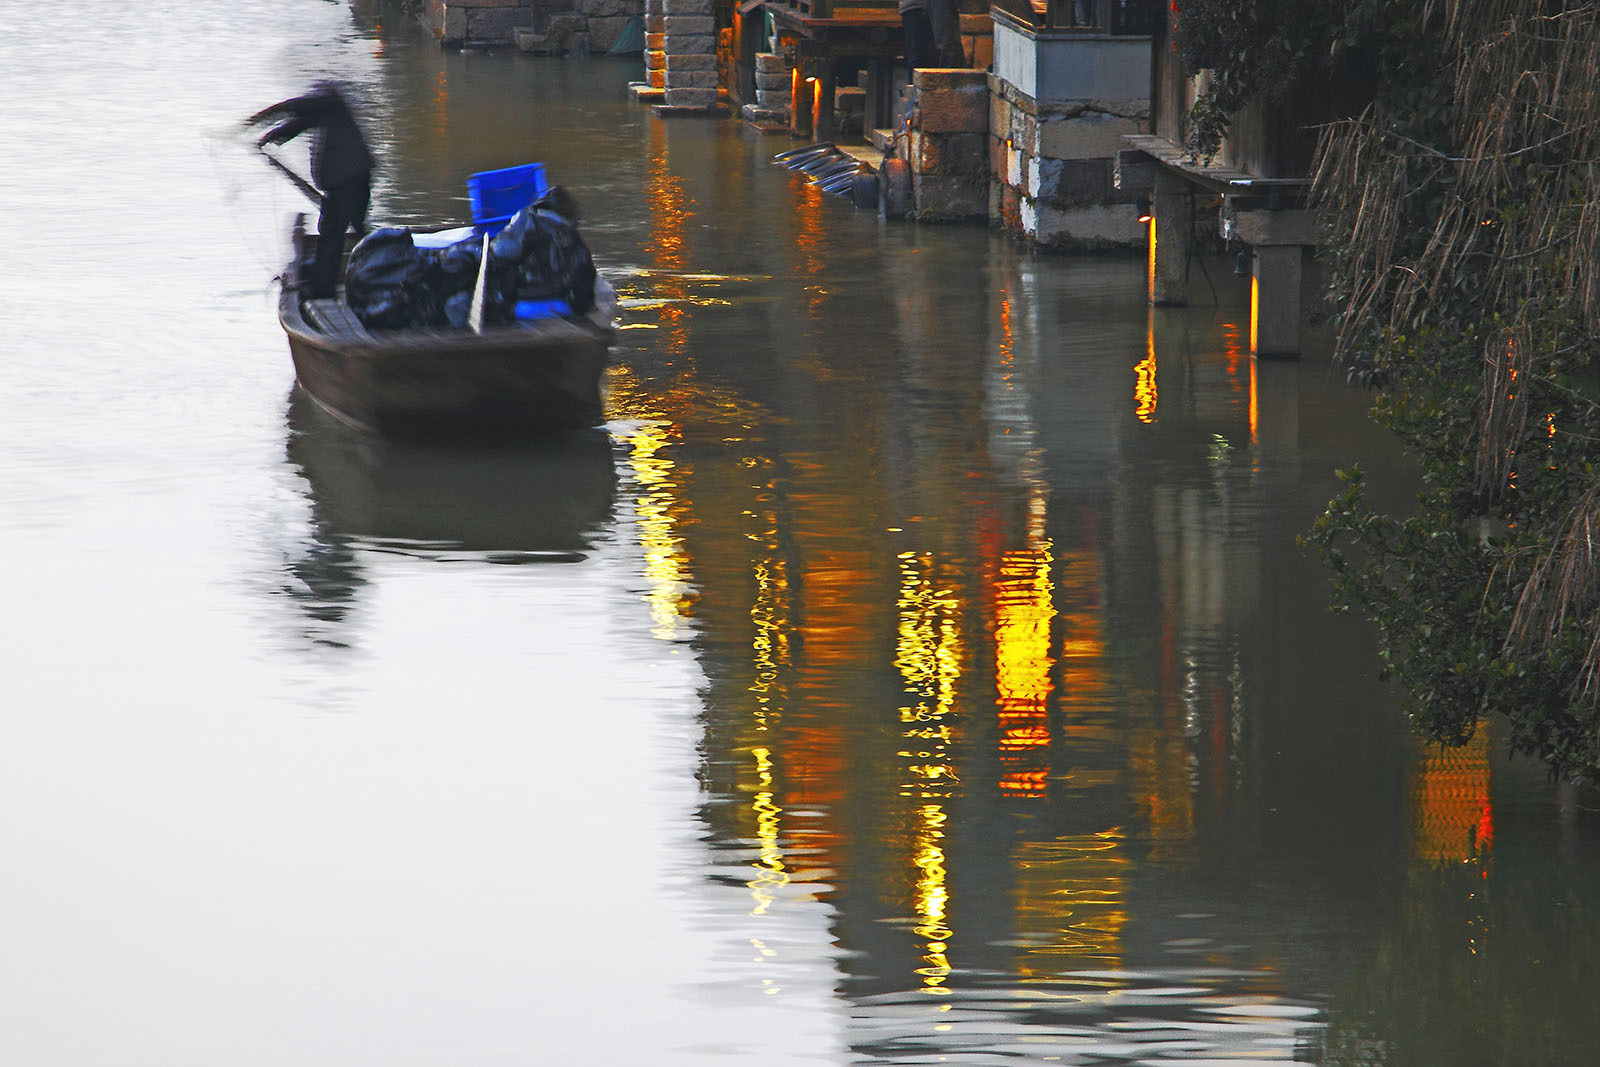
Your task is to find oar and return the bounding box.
[468,233,490,334]
[255,143,322,205]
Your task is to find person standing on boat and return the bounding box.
[245,81,375,299]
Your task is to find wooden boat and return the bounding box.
[278,214,615,441]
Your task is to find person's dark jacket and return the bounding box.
[249,82,374,192]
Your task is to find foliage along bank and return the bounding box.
[1178,0,1600,782]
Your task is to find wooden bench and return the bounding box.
[303,298,375,340]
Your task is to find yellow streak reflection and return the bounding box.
[1249,273,1260,354]
[1249,348,1259,446]
[749,557,790,731]
[1014,829,1128,975]
[896,551,963,798]
[749,747,790,916]
[645,121,692,358]
[995,540,1055,798]
[1146,217,1158,304]
[618,421,691,640]
[1135,311,1158,424]
[913,803,953,991]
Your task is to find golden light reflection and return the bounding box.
[1014,829,1129,974]
[794,545,875,667]
[1135,310,1158,424]
[791,167,828,323]
[995,540,1055,798]
[618,420,692,640]
[750,556,791,731]
[896,551,963,798]
[1249,273,1260,354]
[749,747,790,915]
[1146,217,1158,304]
[645,121,692,358]
[999,296,1015,369]
[1412,722,1494,871]
[912,803,954,992]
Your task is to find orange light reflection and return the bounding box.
[1413,721,1494,871]
[1136,310,1158,424]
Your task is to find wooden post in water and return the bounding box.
[790,65,814,138]
[864,57,895,137]
[814,65,837,141]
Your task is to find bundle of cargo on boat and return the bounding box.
[274,161,615,441]
[344,198,594,332]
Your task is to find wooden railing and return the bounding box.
[763,0,900,21]
[993,0,1159,33]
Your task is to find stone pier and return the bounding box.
[656,0,720,113]
[897,68,990,222]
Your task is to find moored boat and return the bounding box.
[278,215,615,441]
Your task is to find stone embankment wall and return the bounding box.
[425,0,643,55]
[990,83,1146,249]
[643,0,720,109]
[895,69,990,222]
[742,51,793,127]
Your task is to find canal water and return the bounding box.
[6,2,1600,1064]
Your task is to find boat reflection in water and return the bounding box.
[277,387,618,644]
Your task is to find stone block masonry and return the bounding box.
[988,74,1147,251]
[425,0,645,51]
[896,69,989,222]
[640,0,719,114]
[743,51,793,127]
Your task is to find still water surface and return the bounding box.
[5,2,1600,1064]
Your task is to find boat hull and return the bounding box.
[277,220,612,441]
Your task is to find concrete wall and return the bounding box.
[988,15,1149,251]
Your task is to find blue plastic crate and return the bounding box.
[467,163,549,227]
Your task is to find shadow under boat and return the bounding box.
[285,386,618,563]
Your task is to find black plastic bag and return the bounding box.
[494,199,597,315]
[431,234,514,328]
[344,228,429,330]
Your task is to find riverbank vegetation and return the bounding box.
[1180,1,1600,782]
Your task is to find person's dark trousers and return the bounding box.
[927,0,963,68]
[902,9,934,81]
[310,174,371,299]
